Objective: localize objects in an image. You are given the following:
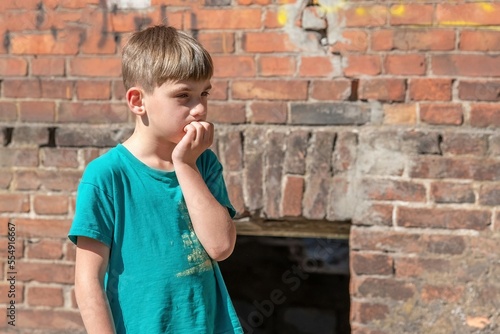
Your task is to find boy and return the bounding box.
[69,25,243,334]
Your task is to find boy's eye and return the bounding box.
[202,92,210,97]
[177,94,189,98]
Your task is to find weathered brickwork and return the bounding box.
[1,0,500,333]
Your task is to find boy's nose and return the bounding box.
[190,102,207,119]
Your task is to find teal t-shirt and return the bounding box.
[68,144,242,334]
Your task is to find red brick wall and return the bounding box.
[1,0,500,332]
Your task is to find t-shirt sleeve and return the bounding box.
[199,150,237,218]
[68,178,115,248]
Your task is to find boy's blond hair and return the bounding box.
[122,25,213,94]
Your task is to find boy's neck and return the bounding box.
[122,131,176,172]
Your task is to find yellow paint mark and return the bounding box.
[390,5,405,17]
[355,7,366,16]
[316,0,347,14]
[480,2,495,13]
[439,21,481,27]
[278,7,288,25]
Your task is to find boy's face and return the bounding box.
[142,79,212,144]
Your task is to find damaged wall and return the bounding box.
[0,0,500,333]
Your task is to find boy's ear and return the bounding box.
[126,87,146,115]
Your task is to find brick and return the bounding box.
[0,193,29,213]
[17,262,74,284]
[58,102,128,124]
[359,79,406,102]
[69,57,122,77]
[243,32,297,53]
[461,30,500,51]
[249,101,287,124]
[433,55,500,77]
[193,8,262,29]
[343,6,387,27]
[291,102,370,125]
[212,56,256,78]
[11,218,72,238]
[28,286,64,307]
[41,79,74,99]
[209,80,228,100]
[31,57,65,76]
[3,79,42,98]
[303,131,335,219]
[243,128,266,211]
[423,234,466,255]
[383,104,417,125]
[0,101,18,121]
[80,30,117,55]
[420,103,463,126]
[437,3,500,26]
[470,104,500,128]
[258,56,296,77]
[459,81,500,102]
[0,148,39,167]
[218,130,242,172]
[441,133,488,156]
[344,55,381,76]
[479,184,500,206]
[357,277,415,300]
[10,126,49,147]
[16,309,83,330]
[33,194,70,215]
[76,80,111,100]
[38,170,82,191]
[311,80,351,101]
[57,126,131,147]
[351,252,393,276]
[263,8,283,29]
[410,156,500,181]
[0,236,24,259]
[401,130,442,155]
[410,78,452,101]
[395,257,451,278]
[232,80,308,100]
[397,207,490,231]
[0,57,28,76]
[225,173,246,217]
[10,30,80,55]
[41,148,79,168]
[431,182,475,204]
[362,178,426,202]
[389,4,433,25]
[299,56,334,77]
[371,29,394,51]
[351,301,389,324]
[19,101,55,122]
[207,102,246,124]
[281,175,304,217]
[329,30,368,53]
[197,32,235,54]
[490,135,500,156]
[26,239,65,260]
[284,130,309,175]
[12,170,41,190]
[0,171,12,189]
[264,131,286,219]
[393,30,455,51]
[353,204,393,227]
[333,131,358,173]
[384,54,426,76]
[0,283,24,303]
[421,285,464,303]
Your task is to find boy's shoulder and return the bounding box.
[81,146,123,183]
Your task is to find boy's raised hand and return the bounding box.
[172,121,214,166]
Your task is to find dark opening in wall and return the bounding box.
[219,235,351,334]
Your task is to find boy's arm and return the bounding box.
[74,237,116,334]
[173,121,237,261]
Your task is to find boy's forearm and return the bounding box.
[75,279,116,334]
[175,162,236,261]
